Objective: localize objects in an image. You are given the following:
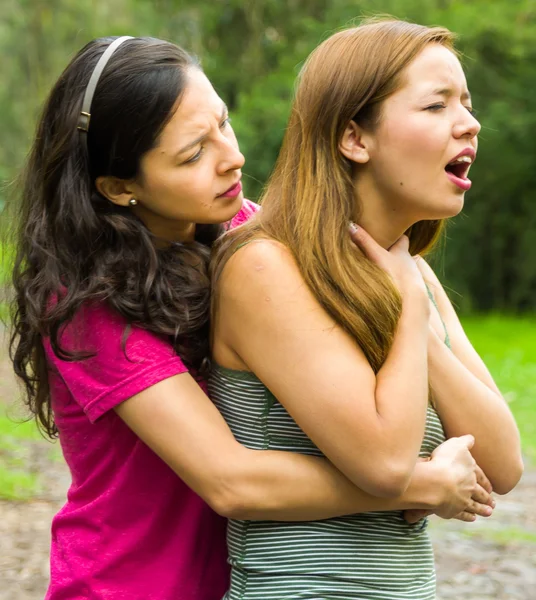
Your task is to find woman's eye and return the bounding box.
[466,106,478,116]
[425,104,446,112]
[185,147,204,164]
[220,116,231,129]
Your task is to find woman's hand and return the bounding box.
[403,435,494,524]
[349,224,428,300]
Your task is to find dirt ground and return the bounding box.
[1,333,535,600]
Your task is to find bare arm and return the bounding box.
[416,258,523,494]
[213,232,431,498]
[115,372,492,520]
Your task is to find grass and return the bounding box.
[0,409,45,501]
[458,525,536,545]
[461,315,536,461]
[1,239,48,499]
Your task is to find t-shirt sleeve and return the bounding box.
[44,302,188,423]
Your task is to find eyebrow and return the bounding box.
[428,87,472,101]
[175,103,229,157]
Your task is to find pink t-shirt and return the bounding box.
[44,200,258,600]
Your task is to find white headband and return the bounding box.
[77,36,134,138]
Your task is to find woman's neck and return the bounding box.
[354,185,415,250]
[133,205,196,244]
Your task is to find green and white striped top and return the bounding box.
[209,365,446,600]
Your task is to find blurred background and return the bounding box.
[0,1,535,599]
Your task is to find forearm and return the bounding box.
[374,291,430,464]
[225,449,444,521]
[428,331,523,494]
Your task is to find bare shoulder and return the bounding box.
[226,237,295,271]
[221,238,305,301]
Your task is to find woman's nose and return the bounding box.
[219,137,245,173]
[455,109,481,140]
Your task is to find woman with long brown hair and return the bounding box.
[211,19,523,599]
[7,34,495,599]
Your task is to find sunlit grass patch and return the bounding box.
[461,315,536,462]
[0,468,40,501]
[0,400,55,500]
[0,413,43,500]
[459,525,536,545]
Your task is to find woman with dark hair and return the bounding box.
[10,35,494,599]
[211,19,523,599]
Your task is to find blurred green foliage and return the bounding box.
[0,0,535,312]
[462,315,536,460]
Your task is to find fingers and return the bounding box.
[413,254,428,276]
[453,511,477,523]
[403,509,433,524]
[457,498,494,520]
[430,434,475,459]
[348,223,384,263]
[402,510,420,524]
[475,463,493,494]
[472,483,495,508]
[467,497,493,518]
[458,434,476,450]
[348,226,425,296]
[458,485,494,519]
[388,234,410,253]
[349,224,409,258]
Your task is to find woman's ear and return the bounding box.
[339,120,370,164]
[95,176,136,207]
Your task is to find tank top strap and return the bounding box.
[233,238,267,254]
[234,241,251,253]
[425,282,451,349]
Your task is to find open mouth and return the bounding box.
[445,156,471,179]
[445,155,473,191]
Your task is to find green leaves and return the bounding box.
[1,0,535,311]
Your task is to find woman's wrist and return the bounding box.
[395,292,430,345]
[401,285,430,318]
[401,460,445,510]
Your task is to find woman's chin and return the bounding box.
[444,195,465,218]
[199,193,244,226]
[219,192,245,222]
[423,195,465,220]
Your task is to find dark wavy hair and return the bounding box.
[9,37,222,438]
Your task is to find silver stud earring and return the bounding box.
[129,198,138,206]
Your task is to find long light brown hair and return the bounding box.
[213,19,455,372]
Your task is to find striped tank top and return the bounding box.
[209,377,446,599]
[209,284,448,599]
